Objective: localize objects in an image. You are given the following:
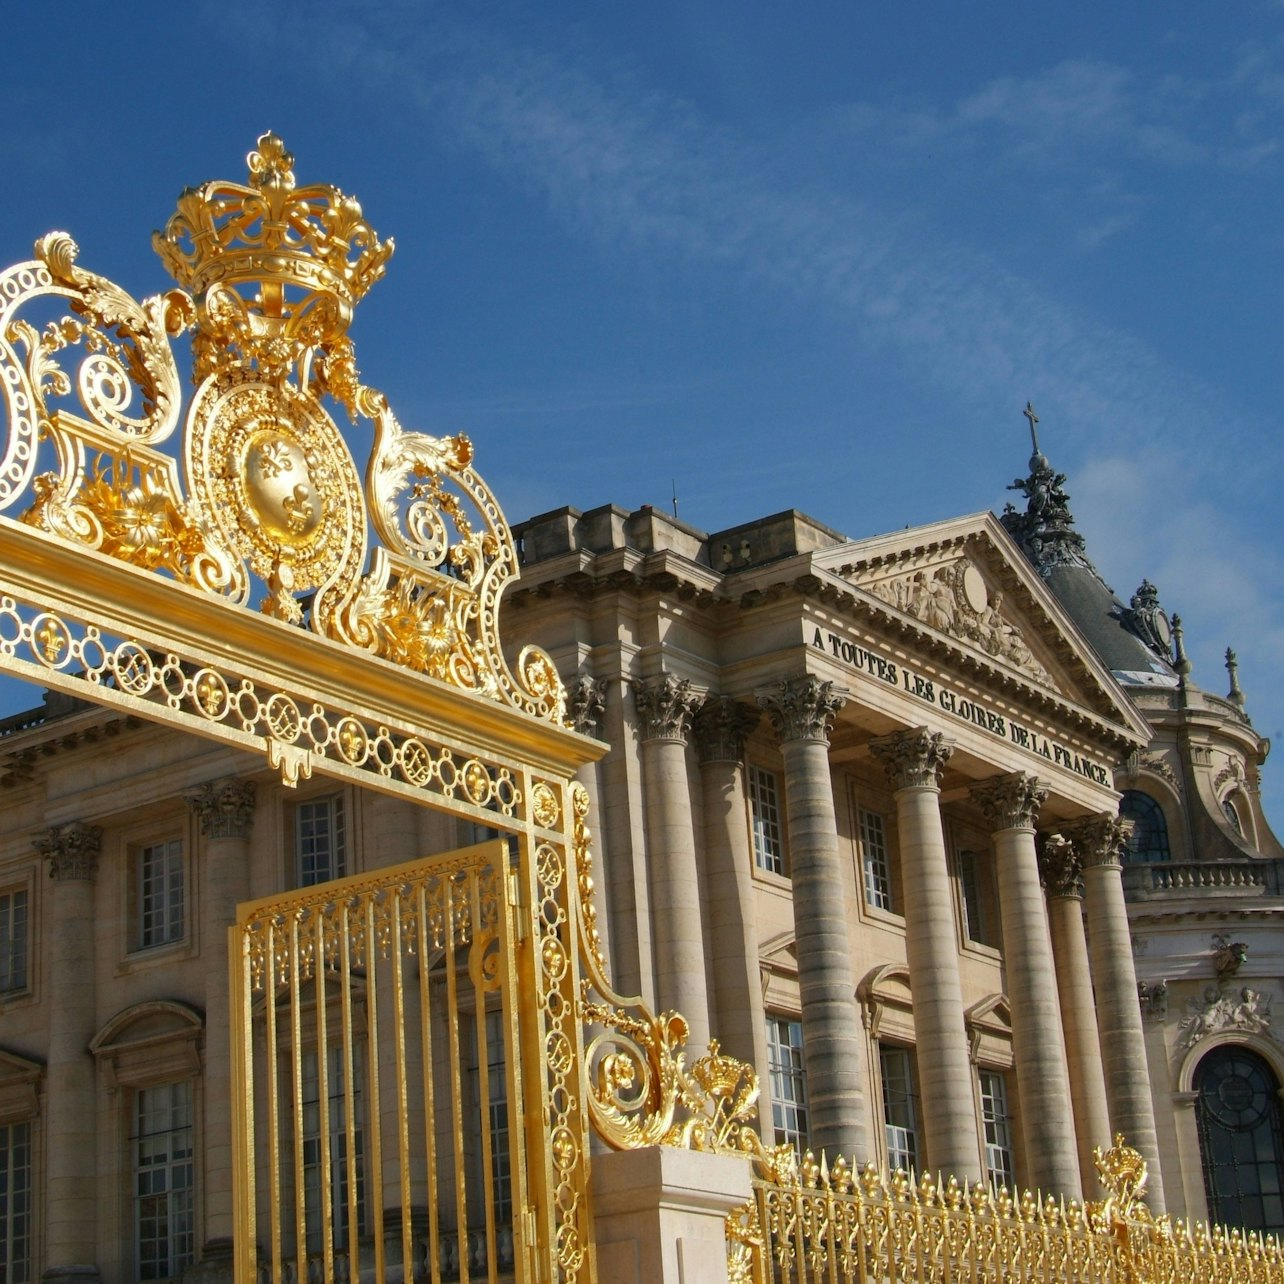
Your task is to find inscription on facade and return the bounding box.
[811,627,1110,784]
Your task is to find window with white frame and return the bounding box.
[296,795,346,886]
[136,839,184,951]
[979,1069,1016,1190]
[766,1016,809,1150]
[475,1009,513,1229]
[879,1044,920,1173]
[860,810,893,911]
[0,887,29,993]
[302,1046,366,1255]
[957,848,997,947]
[135,1081,195,1280]
[0,1119,32,1284]
[748,765,785,875]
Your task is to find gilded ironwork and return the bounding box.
[0,135,564,719]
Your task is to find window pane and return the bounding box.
[748,767,785,875]
[297,796,346,886]
[879,1045,919,1173]
[979,1070,1015,1190]
[302,1046,366,1255]
[766,1017,809,1151]
[135,1082,195,1279]
[1120,791,1170,864]
[860,810,892,911]
[0,1120,32,1284]
[138,840,184,949]
[0,889,28,992]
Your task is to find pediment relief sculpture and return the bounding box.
[1179,985,1273,1051]
[863,557,1056,689]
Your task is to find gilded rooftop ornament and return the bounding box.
[0,134,565,723]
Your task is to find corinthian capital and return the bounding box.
[693,696,760,765]
[35,820,103,882]
[1061,813,1133,870]
[869,727,953,790]
[187,778,257,840]
[1038,833,1084,899]
[758,676,845,745]
[567,674,609,738]
[633,674,701,743]
[970,772,1048,832]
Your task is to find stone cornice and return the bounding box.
[693,696,760,765]
[35,819,103,881]
[188,777,257,840]
[633,674,702,744]
[758,676,845,745]
[870,727,954,791]
[970,772,1048,832]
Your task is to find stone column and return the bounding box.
[187,778,257,1269]
[634,675,710,1055]
[569,675,613,973]
[35,820,104,1284]
[1039,834,1111,1195]
[759,677,865,1162]
[869,728,981,1183]
[971,774,1079,1196]
[1069,814,1166,1212]
[692,696,767,1075]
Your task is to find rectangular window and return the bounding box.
[0,1119,32,1284]
[879,1045,920,1174]
[137,840,184,950]
[481,1009,513,1228]
[748,766,785,875]
[302,1047,365,1256]
[980,1070,1016,1191]
[860,810,893,911]
[0,888,29,992]
[766,1017,809,1151]
[135,1081,195,1280]
[958,849,986,945]
[296,796,346,887]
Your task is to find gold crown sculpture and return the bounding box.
[152,132,395,387]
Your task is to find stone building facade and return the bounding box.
[0,446,1281,1283]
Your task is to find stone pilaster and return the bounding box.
[1067,813,1166,1212]
[692,697,767,1077]
[35,821,104,1284]
[870,728,981,1183]
[188,778,256,1264]
[759,677,865,1162]
[634,675,710,1054]
[1039,834,1111,1196]
[971,774,1079,1197]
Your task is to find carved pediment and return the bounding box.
[858,553,1057,691]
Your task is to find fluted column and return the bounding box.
[759,677,865,1162]
[693,697,767,1075]
[188,778,257,1261]
[870,728,981,1182]
[1039,835,1111,1195]
[1069,814,1166,1212]
[35,820,104,1284]
[972,774,1079,1196]
[569,675,613,972]
[634,675,710,1054]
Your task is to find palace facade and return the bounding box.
[0,437,1280,1283]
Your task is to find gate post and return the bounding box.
[590,1147,752,1284]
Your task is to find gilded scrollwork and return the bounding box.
[0,136,565,722]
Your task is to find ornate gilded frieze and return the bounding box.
[758,675,844,745]
[0,135,564,723]
[970,771,1048,832]
[35,819,103,881]
[870,726,953,790]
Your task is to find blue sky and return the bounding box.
[2,2,1282,824]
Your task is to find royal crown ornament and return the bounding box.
[0,134,567,726]
[152,132,394,396]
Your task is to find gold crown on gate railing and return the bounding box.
[152,132,394,335]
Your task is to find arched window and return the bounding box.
[1120,791,1170,863]
[1222,797,1243,837]
[1195,1045,1284,1233]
